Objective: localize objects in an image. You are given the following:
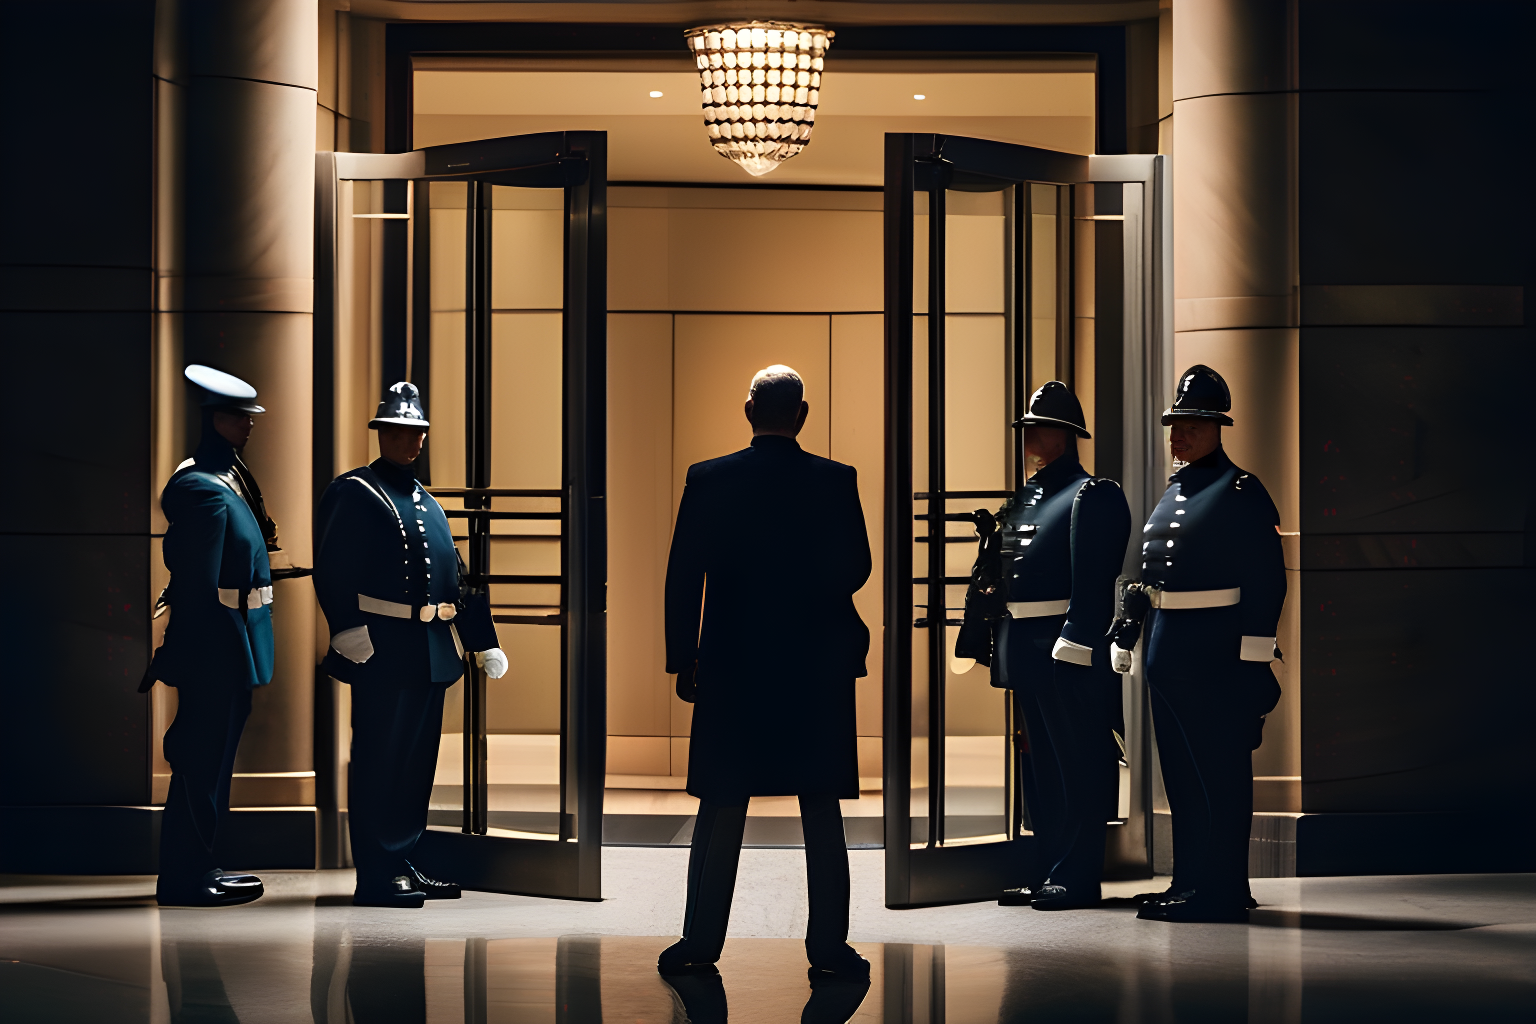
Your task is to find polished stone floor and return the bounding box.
[2,849,1532,1022]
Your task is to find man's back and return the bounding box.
[665,434,871,684]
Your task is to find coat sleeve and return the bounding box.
[840,466,873,597]
[1060,478,1133,648]
[664,469,709,674]
[165,482,233,622]
[314,479,369,635]
[1237,479,1287,640]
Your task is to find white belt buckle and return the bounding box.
[1007,598,1071,619]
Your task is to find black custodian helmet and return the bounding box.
[1162,364,1233,426]
[370,381,430,429]
[1011,381,1091,438]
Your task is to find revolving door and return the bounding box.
[883,134,1171,908]
[317,132,607,900]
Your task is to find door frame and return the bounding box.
[315,132,608,900]
[881,134,1169,908]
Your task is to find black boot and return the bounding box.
[405,862,461,900]
[806,944,870,981]
[157,867,264,908]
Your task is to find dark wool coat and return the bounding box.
[665,435,872,801]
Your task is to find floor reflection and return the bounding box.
[2,873,1534,1023]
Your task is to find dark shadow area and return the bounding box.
[1248,909,1477,931]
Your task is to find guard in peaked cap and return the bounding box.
[1013,380,1092,438]
[1110,364,1284,924]
[316,382,504,908]
[1162,364,1234,426]
[143,364,280,908]
[960,381,1130,910]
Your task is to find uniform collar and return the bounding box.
[1170,445,1233,491]
[1027,455,1086,492]
[192,429,237,472]
[749,434,802,454]
[370,456,419,491]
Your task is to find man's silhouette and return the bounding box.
[660,365,872,980]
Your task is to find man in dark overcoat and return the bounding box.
[315,382,506,908]
[660,365,872,979]
[147,365,276,907]
[964,382,1131,911]
[1110,365,1285,923]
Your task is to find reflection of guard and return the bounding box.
[960,382,1131,910]
[1109,365,1285,924]
[147,365,275,907]
[315,382,506,908]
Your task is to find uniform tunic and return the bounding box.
[1139,446,1285,902]
[665,435,871,802]
[315,458,470,686]
[314,456,493,884]
[990,455,1130,889]
[151,432,275,891]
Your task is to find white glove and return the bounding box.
[332,625,374,664]
[477,647,508,679]
[1240,636,1278,662]
[1110,644,1134,674]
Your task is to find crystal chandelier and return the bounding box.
[684,22,834,177]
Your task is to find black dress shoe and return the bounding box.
[157,867,264,908]
[406,862,461,900]
[998,886,1040,907]
[657,940,720,976]
[1137,894,1249,924]
[353,875,426,908]
[1134,886,1257,911]
[1030,884,1102,911]
[661,970,728,1024]
[807,944,871,980]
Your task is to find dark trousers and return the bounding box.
[1038,658,1122,891]
[348,681,447,886]
[158,681,252,890]
[1148,680,1257,902]
[679,795,851,963]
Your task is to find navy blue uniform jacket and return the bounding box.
[665,435,872,800]
[152,438,274,690]
[993,456,1131,680]
[316,458,474,686]
[1140,447,1285,714]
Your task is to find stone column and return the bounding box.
[181,0,318,800]
[1171,0,1302,804]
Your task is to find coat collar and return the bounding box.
[369,456,420,491]
[749,434,802,455]
[1170,445,1234,493]
[1027,454,1086,493]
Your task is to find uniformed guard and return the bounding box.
[1108,364,1285,924]
[959,382,1131,910]
[315,382,507,908]
[145,365,277,907]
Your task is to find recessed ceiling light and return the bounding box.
[913,93,926,100]
[649,90,664,98]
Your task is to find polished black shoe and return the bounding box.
[998,886,1040,907]
[1137,894,1249,924]
[157,867,264,908]
[657,940,720,976]
[661,969,728,1024]
[406,862,461,900]
[1133,886,1256,911]
[808,944,871,981]
[353,874,426,909]
[1030,884,1102,911]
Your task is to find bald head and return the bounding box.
[744,364,808,437]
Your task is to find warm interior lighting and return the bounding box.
[913,93,926,100]
[683,21,834,177]
[649,90,664,98]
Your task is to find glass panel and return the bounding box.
[1028,183,1059,392]
[941,189,1009,846]
[485,184,566,840]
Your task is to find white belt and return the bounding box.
[358,594,458,623]
[1150,587,1240,610]
[218,586,272,610]
[1007,599,1070,618]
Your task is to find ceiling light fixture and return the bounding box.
[913,94,926,100]
[650,90,664,98]
[684,21,833,177]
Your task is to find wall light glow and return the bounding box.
[649,90,664,98]
[913,94,926,100]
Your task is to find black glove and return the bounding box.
[675,663,697,704]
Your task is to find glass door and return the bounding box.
[320,132,607,900]
[882,135,1168,908]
